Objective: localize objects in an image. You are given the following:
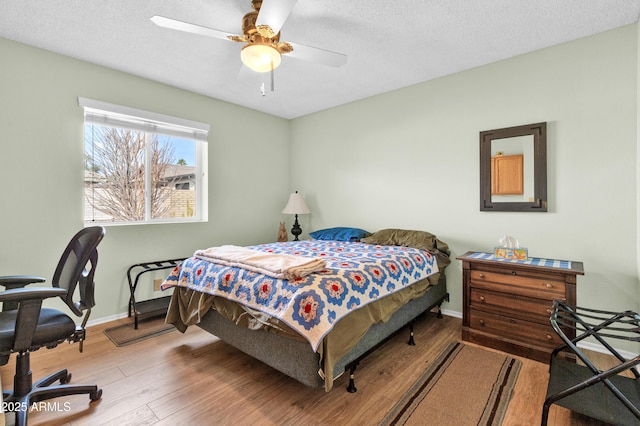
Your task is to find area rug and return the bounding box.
[380,341,522,426]
[104,317,176,347]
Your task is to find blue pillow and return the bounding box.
[309,227,371,242]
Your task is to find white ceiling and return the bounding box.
[1,1,639,119]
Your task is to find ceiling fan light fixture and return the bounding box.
[241,43,281,73]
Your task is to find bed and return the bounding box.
[161,228,451,391]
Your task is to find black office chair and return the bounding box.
[0,226,105,425]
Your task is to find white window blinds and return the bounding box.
[78,97,209,142]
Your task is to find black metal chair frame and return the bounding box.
[0,226,105,426]
[542,300,640,426]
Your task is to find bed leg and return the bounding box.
[408,320,416,346]
[346,362,358,393]
[436,294,449,319]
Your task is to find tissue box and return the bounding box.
[494,247,528,260]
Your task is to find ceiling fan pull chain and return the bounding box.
[270,65,275,92]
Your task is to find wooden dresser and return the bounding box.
[457,251,584,363]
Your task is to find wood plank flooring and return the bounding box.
[0,313,609,425]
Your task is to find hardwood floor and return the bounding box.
[0,313,608,425]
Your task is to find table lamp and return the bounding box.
[281,191,311,241]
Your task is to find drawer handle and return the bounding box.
[479,319,485,326]
[479,296,486,302]
[546,308,552,314]
[545,283,553,289]
[479,273,485,279]
[546,334,553,340]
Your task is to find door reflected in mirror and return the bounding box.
[480,122,547,212]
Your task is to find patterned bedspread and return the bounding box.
[161,240,439,351]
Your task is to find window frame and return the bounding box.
[79,97,209,226]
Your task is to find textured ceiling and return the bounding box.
[1,1,639,119]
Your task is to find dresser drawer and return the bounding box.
[469,308,563,349]
[470,287,556,324]
[470,269,565,300]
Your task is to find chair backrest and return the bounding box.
[52,226,105,317]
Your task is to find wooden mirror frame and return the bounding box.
[480,122,547,212]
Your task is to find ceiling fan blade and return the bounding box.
[287,42,347,68]
[255,0,297,36]
[150,15,236,41]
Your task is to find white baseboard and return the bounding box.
[576,340,638,360]
[441,308,462,319]
[86,311,129,327]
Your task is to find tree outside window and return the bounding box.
[80,98,207,225]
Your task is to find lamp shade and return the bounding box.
[241,43,281,73]
[282,192,311,215]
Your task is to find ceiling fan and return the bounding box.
[151,0,347,74]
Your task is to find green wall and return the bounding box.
[290,23,639,350]
[0,37,290,320]
[1,23,639,354]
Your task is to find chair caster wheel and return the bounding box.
[90,388,102,401]
[61,372,72,384]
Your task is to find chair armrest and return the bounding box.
[0,287,66,303]
[0,281,56,312]
[0,276,46,289]
[0,287,68,352]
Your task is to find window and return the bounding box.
[80,97,209,225]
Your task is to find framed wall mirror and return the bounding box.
[480,122,547,212]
